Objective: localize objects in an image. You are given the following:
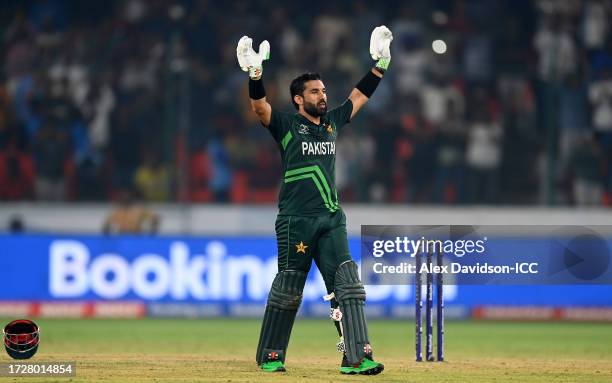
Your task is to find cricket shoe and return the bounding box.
[260,360,286,372]
[259,351,286,372]
[339,354,384,375]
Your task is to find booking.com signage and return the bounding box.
[1,235,611,317]
[1,235,417,303]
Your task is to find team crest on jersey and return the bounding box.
[295,241,308,254]
[298,124,310,135]
[326,124,333,134]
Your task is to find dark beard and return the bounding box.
[304,100,327,117]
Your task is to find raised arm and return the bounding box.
[249,88,272,126]
[237,36,272,126]
[348,69,383,119]
[347,25,393,120]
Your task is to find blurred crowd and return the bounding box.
[1,0,611,206]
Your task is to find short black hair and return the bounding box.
[289,72,322,110]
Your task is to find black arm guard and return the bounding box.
[355,70,381,98]
[249,78,266,100]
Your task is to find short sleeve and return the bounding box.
[327,99,353,129]
[266,109,293,143]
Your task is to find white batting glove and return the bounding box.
[236,36,270,79]
[369,25,393,72]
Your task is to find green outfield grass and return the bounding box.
[1,318,611,382]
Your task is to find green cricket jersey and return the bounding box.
[266,100,353,216]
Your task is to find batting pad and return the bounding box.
[334,260,371,366]
[255,270,307,364]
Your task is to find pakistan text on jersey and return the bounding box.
[301,141,336,156]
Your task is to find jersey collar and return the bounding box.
[295,112,328,127]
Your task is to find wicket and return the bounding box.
[414,248,423,362]
[415,248,444,362]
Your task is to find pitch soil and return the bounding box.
[1,318,611,382]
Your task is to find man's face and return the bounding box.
[298,80,327,117]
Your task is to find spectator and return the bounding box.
[465,99,503,204]
[32,121,70,201]
[499,79,539,204]
[391,5,427,97]
[109,107,142,190]
[312,5,350,71]
[588,67,612,192]
[568,135,604,206]
[462,32,494,85]
[83,76,115,150]
[0,146,35,200]
[4,9,37,94]
[8,215,25,233]
[0,110,29,151]
[582,0,608,52]
[74,151,105,201]
[103,190,159,234]
[336,127,375,201]
[433,99,466,203]
[559,73,588,168]
[420,73,464,127]
[533,14,577,82]
[134,151,171,202]
[589,68,612,133]
[207,133,232,202]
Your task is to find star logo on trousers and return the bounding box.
[296,241,308,254]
